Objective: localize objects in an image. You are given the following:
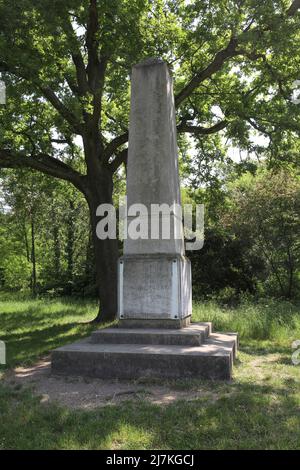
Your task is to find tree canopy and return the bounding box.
[1,0,300,178]
[0,0,300,319]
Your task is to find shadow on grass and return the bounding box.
[2,322,96,367]
[1,297,300,449]
[0,376,299,450]
[0,298,101,368]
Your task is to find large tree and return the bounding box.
[0,0,299,321]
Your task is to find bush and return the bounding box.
[2,255,32,291]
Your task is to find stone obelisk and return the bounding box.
[52,59,238,380]
[118,58,192,328]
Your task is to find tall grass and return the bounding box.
[193,299,300,343]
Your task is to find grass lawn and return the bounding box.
[0,294,300,450]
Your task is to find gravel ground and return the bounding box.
[3,356,214,409]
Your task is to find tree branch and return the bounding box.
[0,149,86,193]
[287,0,300,16]
[177,120,227,135]
[104,131,129,160]
[98,0,300,162]
[0,60,83,134]
[0,62,82,135]
[71,52,89,95]
[109,148,128,172]
[86,0,100,91]
[84,1,108,133]
[63,18,89,96]
[175,0,300,108]
[39,85,83,134]
[104,120,228,161]
[175,36,239,107]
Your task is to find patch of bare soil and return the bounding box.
[3,356,216,409]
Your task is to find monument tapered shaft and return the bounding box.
[127,59,180,209]
[125,58,184,255]
[119,58,192,327]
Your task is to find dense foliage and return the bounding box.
[0,0,300,313]
[1,162,300,302]
[190,166,300,302]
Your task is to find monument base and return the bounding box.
[118,315,191,329]
[51,323,238,381]
[119,254,192,322]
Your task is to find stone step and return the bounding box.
[51,332,237,381]
[90,322,212,346]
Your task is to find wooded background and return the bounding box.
[0,0,300,318]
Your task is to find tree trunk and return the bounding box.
[84,225,97,297]
[85,167,119,323]
[286,245,294,299]
[66,200,75,294]
[52,207,61,281]
[30,212,37,297]
[22,219,30,262]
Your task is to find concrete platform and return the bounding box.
[51,324,238,381]
[91,322,211,346]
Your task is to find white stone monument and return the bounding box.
[52,59,237,380]
[119,58,192,328]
